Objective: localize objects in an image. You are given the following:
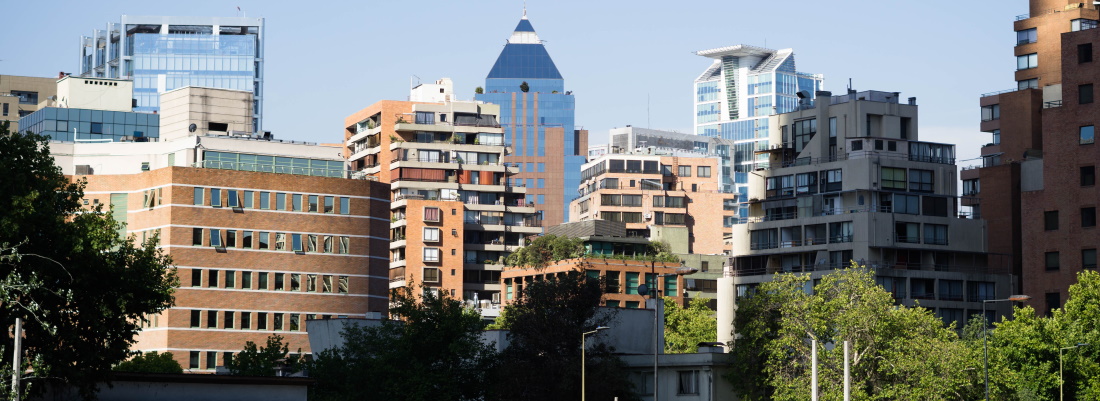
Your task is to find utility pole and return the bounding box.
[811,340,818,401]
[12,318,22,401]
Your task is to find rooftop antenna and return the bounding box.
[523,1,528,19]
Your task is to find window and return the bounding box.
[678,370,700,395]
[227,190,239,208]
[1045,292,1061,317]
[276,193,286,210]
[292,234,303,252]
[257,312,268,330]
[191,269,202,287]
[241,312,252,329]
[1017,27,1037,45]
[1082,126,1095,144]
[1045,211,1059,231]
[307,195,318,212]
[423,247,441,262]
[275,273,285,290]
[273,314,283,331]
[323,196,334,213]
[821,169,842,192]
[209,229,222,248]
[340,197,350,214]
[243,231,253,249]
[190,310,201,328]
[292,194,302,211]
[192,228,203,246]
[895,222,920,243]
[307,274,317,292]
[193,187,204,205]
[323,236,333,253]
[1084,249,1098,269]
[922,196,949,217]
[307,235,318,252]
[1083,207,1097,227]
[339,276,349,293]
[963,179,980,195]
[829,221,853,243]
[423,227,441,242]
[1083,166,1097,186]
[992,130,1001,145]
[423,268,441,283]
[242,271,252,289]
[1018,78,1039,90]
[924,224,948,245]
[1072,18,1098,32]
[243,191,253,208]
[226,271,236,288]
[908,169,933,192]
[189,351,199,369]
[981,105,1000,121]
[323,275,333,293]
[260,192,270,209]
[1,103,6,116]
[211,188,222,207]
[700,261,709,272]
[226,230,236,248]
[208,270,219,287]
[224,311,234,329]
[259,272,269,290]
[893,194,920,215]
[1017,53,1038,70]
[1046,251,1061,270]
[291,274,301,291]
[792,119,817,152]
[259,232,270,249]
[851,140,863,151]
[881,167,907,190]
[424,207,441,222]
[207,310,218,328]
[1082,84,1095,104]
[340,237,350,254]
[678,165,691,177]
[1080,43,1093,63]
[290,314,300,331]
[697,166,711,178]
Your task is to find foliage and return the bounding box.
[309,286,497,401]
[519,81,530,93]
[663,297,716,354]
[504,234,585,270]
[490,271,639,401]
[982,270,1100,400]
[484,308,509,330]
[113,351,183,374]
[0,124,177,398]
[226,335,302,376]
[728,266,975,401]
[475,86,484,94]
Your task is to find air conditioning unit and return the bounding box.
[644,213,652,220]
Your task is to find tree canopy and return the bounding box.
[503,234,585,270]
[663,297,716,354]
[226,334,302,376]
[308,286,496,401]
[113,351,183,374]
[0,124,177,398]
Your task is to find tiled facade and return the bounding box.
[79,166,390,371]
[969,0,1100,314]
[570,154,735,255]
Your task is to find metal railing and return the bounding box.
[1015,13,1029,21]
[1044,100,1063,109]
[195,161,364,179]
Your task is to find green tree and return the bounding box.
[309,286,497,401]
[519,81,530,93]
[504,234,585,270]
[728,266,974,400]
[475,86,484,94]
[0,124,177,398]
[663,297,716,354]
[226,334,301,376]
[113,351,183,374]
[490,271,639,401]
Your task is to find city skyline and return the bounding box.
[3,0,1016,166]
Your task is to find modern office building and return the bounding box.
[1,74,59,132]
[693,45,823,220]
[570,153,736,255]
[475,12,587,226]
[344,81,540,311]
[78,15,265,132]
[18,75,156,142]
[608,126,738,202]
[719,90,1016,343]
[45,87,389,371]
[501,219,689,308]
[966,0,1100,315]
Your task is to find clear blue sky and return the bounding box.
[3,0,1023,164]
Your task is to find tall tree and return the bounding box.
[728,266,975,401]
[309,286,497,401]
[113,351,183,374]
[491,271,639,401]
[226,334,302,376]
[0,123,177,398]
[663,297,717,354]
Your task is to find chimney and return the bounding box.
[908,97,917,105]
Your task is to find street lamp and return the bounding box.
[639,266,698,401]
[982,294,1031,401]
[581,326,610,401]
[1060,343,1088,401]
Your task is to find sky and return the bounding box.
[2,0,1022,165]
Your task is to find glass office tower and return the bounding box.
[476,14,585,226]
[693,45,823,221]
[79,15,264,132]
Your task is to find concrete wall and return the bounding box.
[56,76,133,112]
[621,352,738,401]
[161,87,254,141]
[36,374,310,401]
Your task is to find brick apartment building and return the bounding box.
[967,0,1100,314]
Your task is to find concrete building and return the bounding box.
[53,75,134,112]
[42,87,389,371]
[722,90,1017,343]
[344,82,540,312]
[570,153,736,255]
[966,0,1100,315]
[475,12,588,226]
[693,45,824,220]
[500,219,689,308]
[79,15,265,131]
[1,74,58,132]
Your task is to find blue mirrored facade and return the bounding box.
[19,107,160,142]
[476,16,583,225]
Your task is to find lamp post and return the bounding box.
[1060,343,1088,401]
[581,326,610,401]
[640,266,697,401]
[982,294,1031,401]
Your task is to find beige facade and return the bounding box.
[569,154,735,255]
[161,87,255,141]
[54,76,133,111]
[726,90,1017,329]
[1,74,58,132]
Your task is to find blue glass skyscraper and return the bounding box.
[476,12,585,226]
[79,15,265,132]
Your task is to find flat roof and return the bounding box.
[695,44,777,59]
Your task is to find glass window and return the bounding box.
[243,191,253,208]
[908,169,934,192]
[209,229,222,247]
[1082,207,1096,227]
[292,234,303,252]
[242,271,252,289]
[678,165,691,177]
[1046,251,1060,270]
[1017,28,1037,45]
[923,224,948,245]
[292,194,302,211]
[423,247,441,262]
[1016,53,1038,70]
[340,197,350,214]
[260,192,270,209]
[259,232,269,249]
[193,187,204,205]
[697,166,712,178]
[211,188,222,207]
[423,227,441,242]
[1079,43,1093,63]
[1082,126,1095,144]
[881,168,907,190]
[1045,211,1059,231]
[678,371,700,395]
[981,105,1000,121]
[1081,84,1094,104]
[276,193,286,210]
[226,230,236,248]
[193,228,203,246]
[308,195,318,212]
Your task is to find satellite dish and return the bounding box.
[188,123,197,133]
[637,284,650,296]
